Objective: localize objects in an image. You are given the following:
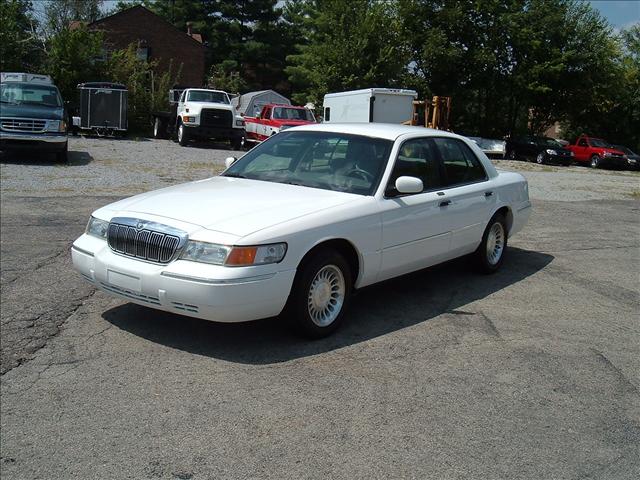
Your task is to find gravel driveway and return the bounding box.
[1,137,639,479]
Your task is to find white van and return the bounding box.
[322,88,417,124]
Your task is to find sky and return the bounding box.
[589,0,640,30]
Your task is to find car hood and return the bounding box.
[0,103,64,120]
[99,176,361,237]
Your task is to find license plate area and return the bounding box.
[107,269,141,292]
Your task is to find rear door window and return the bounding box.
[433,138,487,187]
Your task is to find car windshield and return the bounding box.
[537,137,562,147]
[187,90,230,104]
[222,131,393,195]
[272,107,315,122]
[590,138,610,148]
[0,83,62,107]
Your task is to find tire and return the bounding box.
[56,143,68,163]
[230,135,243,150]
[177,122,189,146]
[474,213,508,274]
[153,117,165,139]
[284,248,352,338]
[590,154,600,169]
[535,152,545,164]
[508,149,517,160]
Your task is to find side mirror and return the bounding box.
[225,156,237,169]
[395,176,423,194]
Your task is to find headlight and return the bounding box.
[59,120,67,132]
[183,116,197,123]
[46,120,60,132]
[86,216,109,239]
[180,241,287,266]
[603,152,612,157]
[570,151,575,156]
[235,119,245,127]
[545,149,557,155]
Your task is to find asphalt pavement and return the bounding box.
[1,138,639,479]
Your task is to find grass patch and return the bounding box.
[629,190,640,199]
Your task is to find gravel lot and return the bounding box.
[1,136,639,479]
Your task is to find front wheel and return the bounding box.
[284,249,352,338]
[177,122,189,146]
[536,152,545,164]
[56,143,68,163]
[474,214,508,274]
[590,154,600,169]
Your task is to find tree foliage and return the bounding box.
[42,0,104,38]
[0,0,41,72]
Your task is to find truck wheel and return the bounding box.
[590,155,600,169]
[230,135,243,150]
[56,143,68,163]
[177,122,189,146]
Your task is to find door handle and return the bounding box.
[439,200,451,207]
[485,191,494,197]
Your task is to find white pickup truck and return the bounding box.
[151,88,245,149]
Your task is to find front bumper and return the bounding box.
[0,131,67,152]
[184,124,243,140]
[71,234,297,323]
[544,152,573,164]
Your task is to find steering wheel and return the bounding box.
[344,167,374,183]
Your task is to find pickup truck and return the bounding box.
[152,88,244,149]
[244,104,315,144]
[565,134,628,169]
[0,72,68,162]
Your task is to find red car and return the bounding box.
[565,135,628,169]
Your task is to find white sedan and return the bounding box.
[72,124,531,337]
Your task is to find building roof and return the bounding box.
[88,5,206,49]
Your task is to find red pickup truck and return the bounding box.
[565,134,628,169]
[244,104,316,144]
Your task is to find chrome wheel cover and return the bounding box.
[154,119,159,137]
[536,153,544,164]
[307,265,345,327]
[486,222,505,265]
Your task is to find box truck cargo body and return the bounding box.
[322,88,417,124]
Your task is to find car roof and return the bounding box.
[288,122,462,141]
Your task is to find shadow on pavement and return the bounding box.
[102,247,553,364]
[0,149,93,166]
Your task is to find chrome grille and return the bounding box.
[1,117,47,133]
[107,218,187,264]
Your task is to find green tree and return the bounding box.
[43,0,104,38]
[0,0,42,72]
[45,25,105,101]
[285,0,408,106]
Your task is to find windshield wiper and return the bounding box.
[222,172,247,179]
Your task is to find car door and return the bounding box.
[576,137,589,161]
[261,107,272,138]
[432,137,495,256]
[378,137,452,281]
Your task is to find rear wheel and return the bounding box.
[590,154,600,169]
[536,152,545,164]
[474,214,508,274]
[284,248,352,338]
[153,117,165,139]
[508,149,517,160]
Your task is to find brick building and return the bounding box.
[86,5,206,87]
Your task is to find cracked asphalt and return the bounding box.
[1,137,639,479]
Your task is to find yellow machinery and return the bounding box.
[405,96,452,130]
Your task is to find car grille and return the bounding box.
[107,220,184,264]
[1,117,47,133]
[200,109,232,128]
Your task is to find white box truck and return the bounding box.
[322,88,417,124]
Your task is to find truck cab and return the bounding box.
[175,88,244,148]
[244,104,316,144]
[0,72,68,162]
[566,134,627,169]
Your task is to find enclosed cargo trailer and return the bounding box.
[75,82,127,136]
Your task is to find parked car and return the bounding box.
[467,136,506,159]
[565,135,627,169]
[243,103,316,146]
[71,124,531,337]
[0,72,68,162]
[610,144,640,171]
[505,135,573,165]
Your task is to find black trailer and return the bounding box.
[75,82,127,136]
